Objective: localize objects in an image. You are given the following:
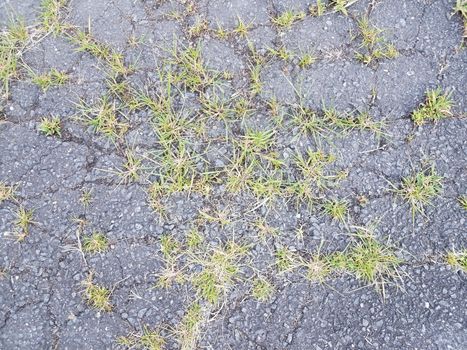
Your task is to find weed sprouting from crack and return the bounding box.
[156,235,185,288]
[31,68,69,91]
[80,189,93,208]
[173,302,204,350]
[233,16,252,38]
[0,19,29,97]
[82,232,109,254]
[412,88,454,125]
[306,250,332,283]
[458,196,467,211]
[275,247,300,273]
[322,198,348,223]
[82,272,113,311]
[390,166,443,222]
[298,52,317,68]
[272,10,306,29]
[446,250,467,272]
[0,182,16,203]
[251,276,275,301]
[453,0,467,38]
[188,17,209,38]
[39,116,61,136]
[345,227,403,297]
[354,16,399,65]
[190,241,249,304]
[14,206,35,242]
[309,0,326,16]
[40,0,68,35]
[331,0,360,16]
[77,96,129,140]
[268,46,294,61]
[117,325,166,350]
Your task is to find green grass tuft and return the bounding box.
[83,232,109,254]
[392,166,443,220]
[39,116,61,136]
[412,88,454,125]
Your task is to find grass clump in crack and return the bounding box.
[251,276,275,301]
[82,272,112,311]
[412,88,454,125]
[118,325,165,350]
[446,250,467,272]
[354,16,399,64]
[453,0,467,38]
[391,166,443,221]
[0,182,16,203]
[77,96,129,140]
[31,68,69,91]
[157,235,185,288]
[14,206,35,241]
[345,228,403,295]
[272,10,306,29]
[39,116,61,136]
[174,302,204,350]
[40,0,68,35]
[0,19,29,97]
[191,241,249,304]
[82,232,109,254]
[323,198,348,223]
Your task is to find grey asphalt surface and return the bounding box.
[0,0,466,349]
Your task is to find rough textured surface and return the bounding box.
[0,0,466,349]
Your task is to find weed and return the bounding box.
[412,88,454,125]
[249,63,263,95]
[174,302,204,350]
[309,0,326,16]
[272,10,306,29]
[0,20,29,97]
[188,17,209,38]
[31,68,69,91]
[355,16,399,64]
[15,206,34,241]
[186,228,203,249]
[453,0,467,38]
[118,150,142,183]
[82,273,112,311]
[251,277,274,301]
[233,16,252,38]
[78,96,129,140]
[446,250,467,272]
[254,218,279,241]
[40,0,67,34]
[331,0,355,15]
[118,325,165,350]
[298,52,317,68]
[83,232,109,254]
[323,199,348,223]
[157,235,184,288]
[306,253,332,283]
[268,46,294,61]
[346,228,402,295]
[214,22,229,39]
[39,116,61,136]
[275,247,298,273]
[290,104,329,140]
[191,241,249,303]
[0,182,16,203]
[169,43,216,92]
[294,149,336,190]
[392,166,443,220]
[458,196,467,211]
[80,189,93,208]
